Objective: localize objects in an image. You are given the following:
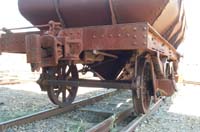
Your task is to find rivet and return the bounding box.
[93,35,96,39]
[133,35,137,39]
[109,34,113,37]
[133,27,137,31]
[143,42,147,45]
[143,27,147,31]
[118,34,121,37]
[101,35,105,38]
[126,33,130,37]
[143,35,147,38]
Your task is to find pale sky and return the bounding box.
[0,0,31,28]
[0,0,199,65]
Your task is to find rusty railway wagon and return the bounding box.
[0,0,185,114]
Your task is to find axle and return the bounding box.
[43,79,132,90]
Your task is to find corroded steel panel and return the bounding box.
[18,0,112,27]
[59,23,148,51]
[59,23,178,60]
[18,0,185,48]
[0,23,178,62]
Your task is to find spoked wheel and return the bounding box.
[132,58,154,114]
[41,64,78,107]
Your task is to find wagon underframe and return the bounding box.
[0,22,179,114]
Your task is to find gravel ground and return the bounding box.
[0,86,52,122]
[0,83,112,123]
[135,83,200,132]
[2,83,200,132]
[0,82,132,132]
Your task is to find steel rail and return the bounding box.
[120,97,165,132]
[86,97,165,132]
[86,107,134,132]
[0,81,20,85]
[183,80,200,85]
[0,80,35,85]
[0,90,118,132]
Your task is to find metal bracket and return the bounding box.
[64,39,82,60]
[40,35,63,67]
[26,34,63,71]
[152,51,164,78]
[26,34,41,71]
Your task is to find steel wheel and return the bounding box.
[46,64,78,107]
[133,58,153,114]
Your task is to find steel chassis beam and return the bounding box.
[0,22,179,63]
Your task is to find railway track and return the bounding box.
[87,97,165,132]
[119,97,164,132]
[0,90,117,131]
[0,87,165,132]
[183,80,200,85]
[0,80,21,85]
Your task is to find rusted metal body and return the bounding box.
[0,22,180,113]
[0,0,185,114]
[0,23,178,66]
[18,0,185,48]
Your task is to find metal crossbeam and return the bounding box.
[44,79,132,89]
